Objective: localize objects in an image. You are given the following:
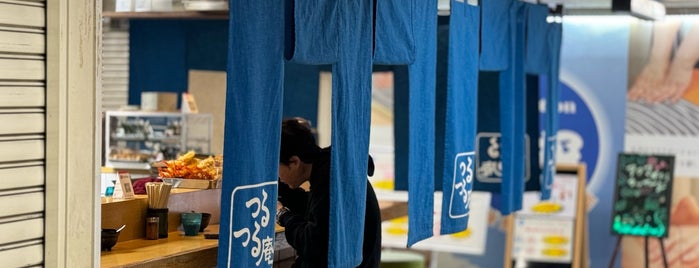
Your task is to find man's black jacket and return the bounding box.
[277,148,381,268]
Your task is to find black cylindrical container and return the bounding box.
[146,208,169,238]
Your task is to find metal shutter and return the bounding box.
[101,19,129,112]
[0,0,46,267]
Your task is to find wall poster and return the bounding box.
[622,15,699,268]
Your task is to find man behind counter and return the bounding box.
[276,118,381,268]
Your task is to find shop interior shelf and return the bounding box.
[110,134,181,143]
[102,11,228,20]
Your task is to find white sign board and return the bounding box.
[380,191,491,255]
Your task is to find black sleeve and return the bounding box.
[277,179,309,214]
[278,183,329,267]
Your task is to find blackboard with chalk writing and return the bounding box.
[611,153,674,238]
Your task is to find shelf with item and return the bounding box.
[103,0,229,19]
[104,111,213,171]
[102,10,228,19]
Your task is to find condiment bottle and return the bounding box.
[146,216,159,240]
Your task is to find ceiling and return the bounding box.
[543,0,699,14]
[435,0,699,16]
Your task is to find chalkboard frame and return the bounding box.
[610,153,675,238]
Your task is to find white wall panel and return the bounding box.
[0,164,43,190]
[0,87,45,107]
[0,192,43,217]
[0,113,44,134]
[0,139,44,162]
[0,243,43,267]
[0,0,46,265]
[0,2,45,28]
[0,218,43,244]
[0,31,44,54]
[0,59,45,81]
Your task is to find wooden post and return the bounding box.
[572,163,587,268]
[503,214,515,268]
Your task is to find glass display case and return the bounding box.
[104,111,213,170]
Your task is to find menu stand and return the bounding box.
[608,153,675,268]
[607,235,668,268]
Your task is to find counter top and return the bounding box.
[101,225,220,268]
[101,225,288,268]
[100,188,204,205]
[100,201,406,267]
[102,189,222,242]
[379,201,408,221]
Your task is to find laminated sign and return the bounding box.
[476,134,503,182]
[475,133,531,184]
[227,181,277,267]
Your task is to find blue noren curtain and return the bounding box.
[438,1,480,235]
[219,1,285,267]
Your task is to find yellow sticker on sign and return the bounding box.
[543,235,569,245]
[542,248,568,257]
[532,201,563,214]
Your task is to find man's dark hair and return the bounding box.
[280,118,320,164]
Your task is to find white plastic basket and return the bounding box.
[151,0,173,12]
[182,0,228,11]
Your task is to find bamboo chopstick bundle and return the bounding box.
[157,183,163,208]
[146,182,154,208]
[160,183,172,208]
[144,182,174,209]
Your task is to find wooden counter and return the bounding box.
[101,225,291,268]
[102,189,222,242]
[100,184,407,268]
[101,228,219,268]
[101,202,406,268]
[379,201,408,221]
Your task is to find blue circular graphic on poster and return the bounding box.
[540,80,599,184]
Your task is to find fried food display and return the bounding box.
[158,151,222,180]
